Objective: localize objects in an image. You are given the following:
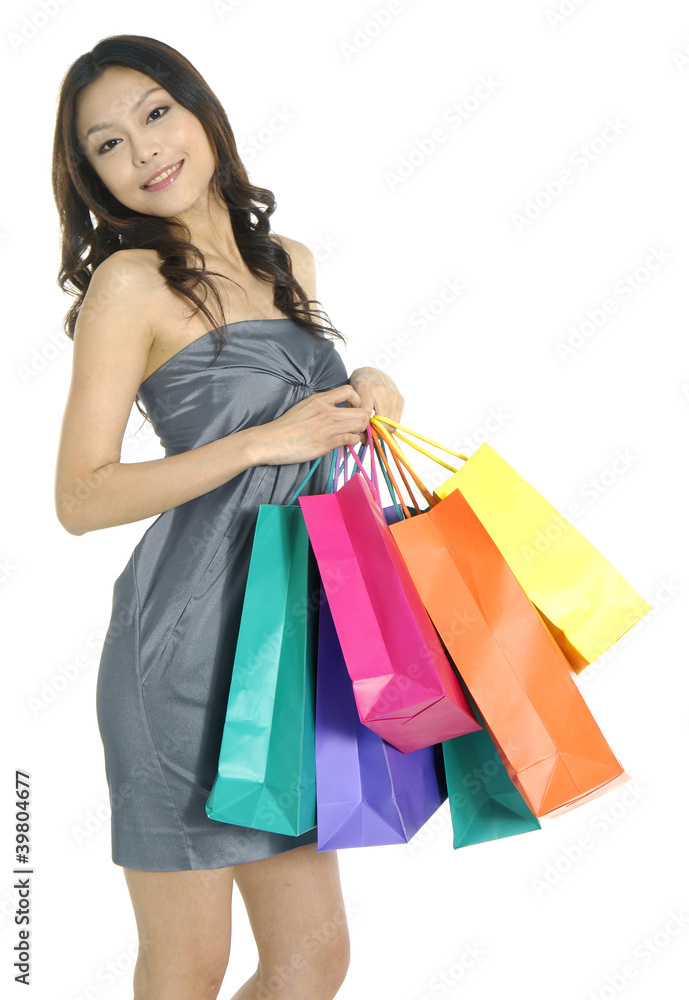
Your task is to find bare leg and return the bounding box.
[230,843,350,1000]
[122,865,234,999]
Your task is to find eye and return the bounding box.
[96,107,171,155]
[147,105,170,122]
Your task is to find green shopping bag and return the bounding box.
[442,687,542,848]
[205,472,324,836]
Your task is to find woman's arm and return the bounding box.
[54,251,366,536]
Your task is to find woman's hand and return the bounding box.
[347,367,405,444]
[250,384,371,466]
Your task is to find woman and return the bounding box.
[53,34,404,1000]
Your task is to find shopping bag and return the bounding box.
[386,484,629,817]
[205,502,318,835]
[367,424,629,817]
[362,436,538,840]
[371,416,650,672]
[299,434,481,754]
[442,685,541,848]
[315,588,447,850]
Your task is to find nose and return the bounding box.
[131,132,162,166]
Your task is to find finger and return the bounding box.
[353,387,375,417]
[347,434,368,448]
[371,409,397,431]
[330,403,369,424]
[320,382,363,407]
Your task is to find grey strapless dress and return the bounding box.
[95,318,349,871]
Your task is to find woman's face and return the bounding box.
[75,64,217,218]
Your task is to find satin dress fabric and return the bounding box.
[95,318,348,871]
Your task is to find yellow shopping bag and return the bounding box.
[370,416,651,673]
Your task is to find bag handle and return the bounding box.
[369,431,413,517]
[287,431,384,508]
[338,431,413,519]
[335,442,365,489]
[370,427,426,516]
[327,446,344,493]
[286,448,340,506]
[369,421,438,509]
[370,414,469,471]
[339,426,382,506]
[288,427,405,511]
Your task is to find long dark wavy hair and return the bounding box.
[52,34,345,422]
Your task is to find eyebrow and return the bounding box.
[83,86,166,140]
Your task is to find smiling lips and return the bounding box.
[141,159,184,191]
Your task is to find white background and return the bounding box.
[2,1,688,998]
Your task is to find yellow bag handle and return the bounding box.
[369,423,427,515]
[368,426,415,517]
[369,421,437,508]
[370,415,469,471]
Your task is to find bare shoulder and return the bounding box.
[270,233,315,268]
[270,233,317,298]
[86,248,165,309]
[72,249,170,393]
[81,249,178,353]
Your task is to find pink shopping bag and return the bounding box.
[299,435,481,754]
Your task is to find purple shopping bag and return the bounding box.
[316,586,447,850]
[299,435,481,754]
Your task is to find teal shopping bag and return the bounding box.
[205,499,320,836]
[442,689,542,848]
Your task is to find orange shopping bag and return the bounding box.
[369,423,630,818]
[370,416,650,673]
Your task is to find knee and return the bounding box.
[195,966,228,1000]
[322,933,350,998]
[302,920,351,999]
[133,946,229,1000]
[255,925,350,1000]
[327,923,351,993]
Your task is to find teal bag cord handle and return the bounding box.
[371,434,405,521]
[326,447,340,493]
[286,447,340,506]
[325,446,340,493]
[286,430,403,514]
